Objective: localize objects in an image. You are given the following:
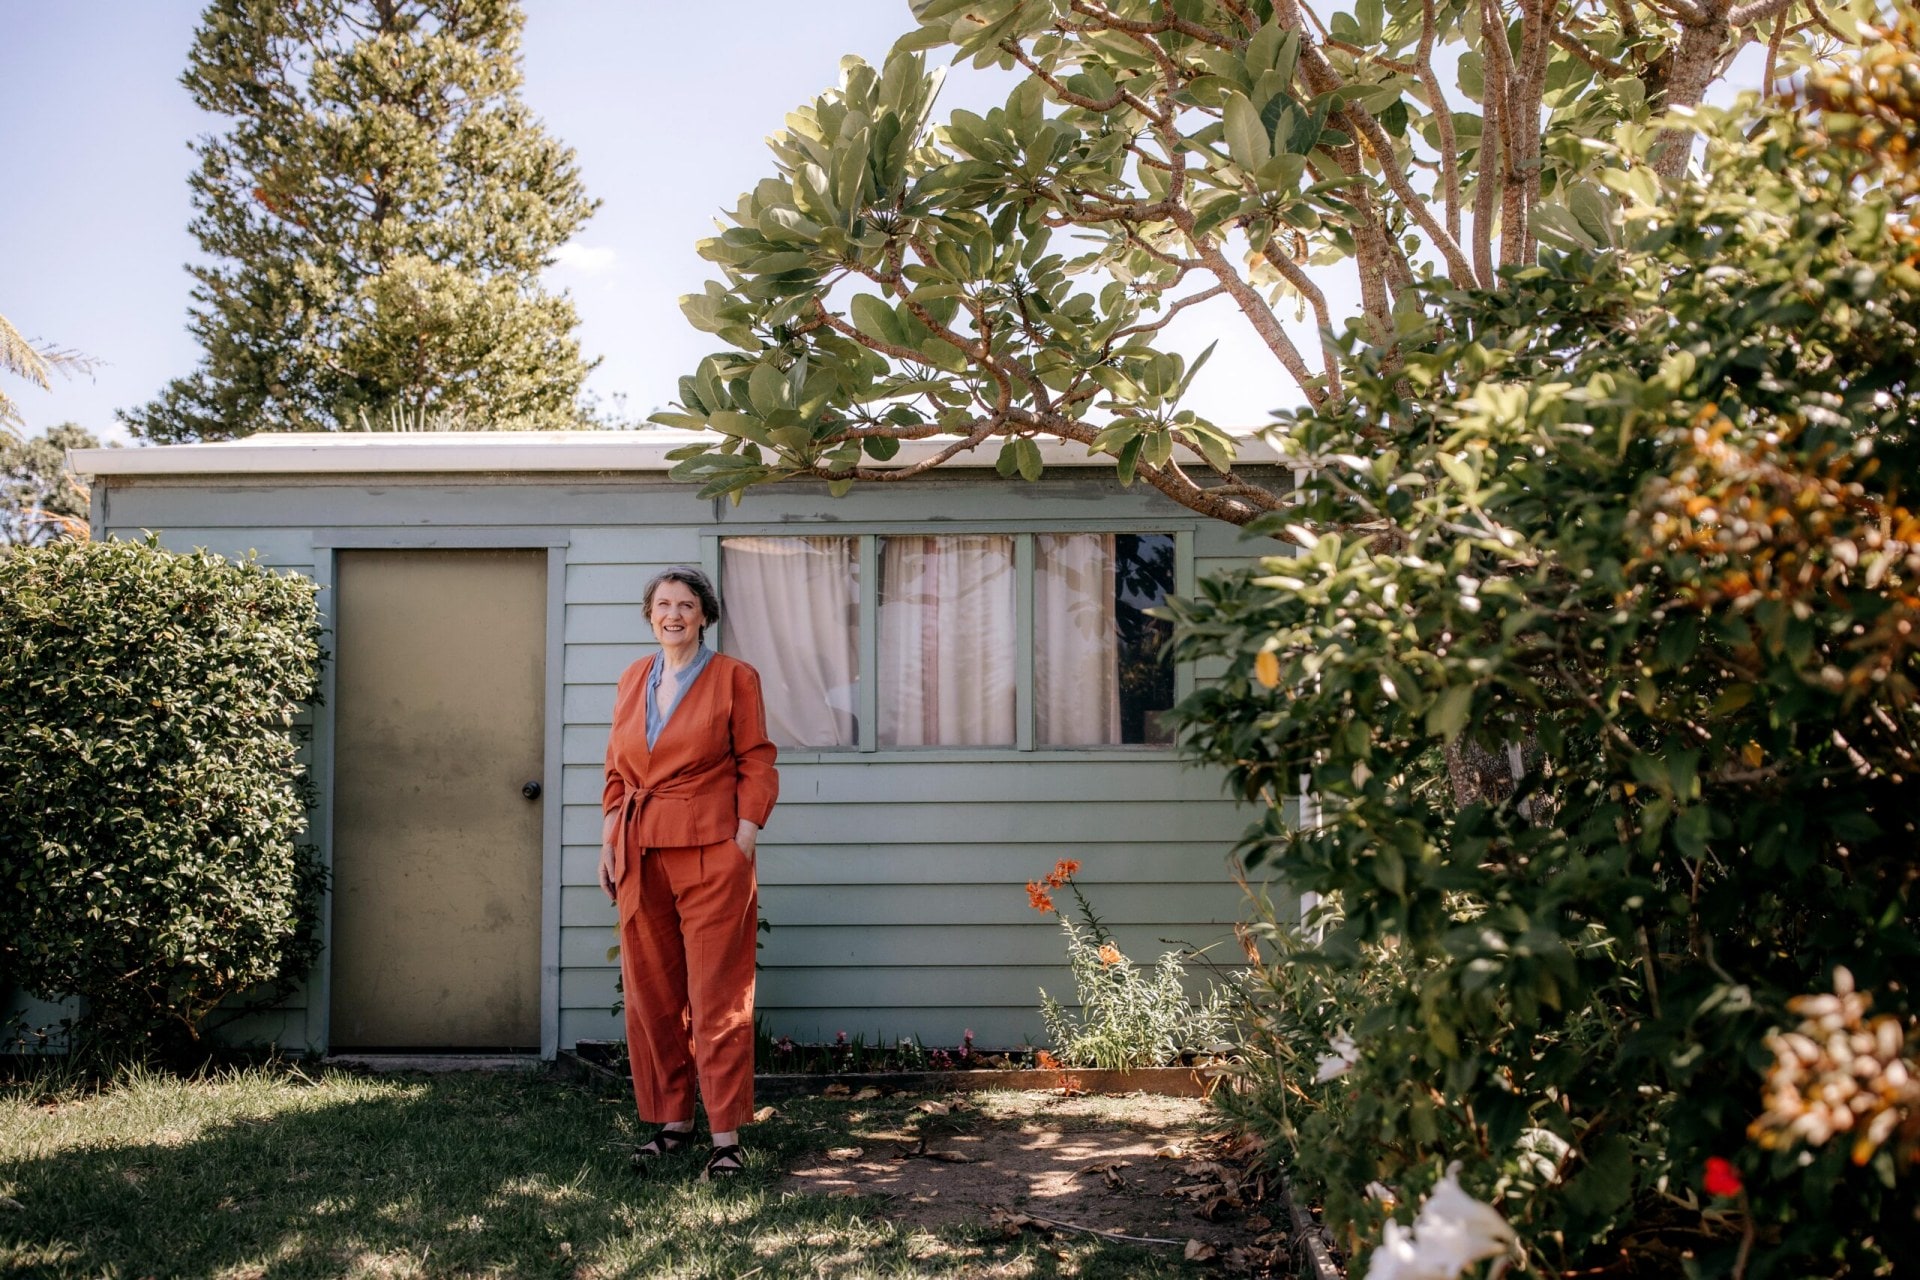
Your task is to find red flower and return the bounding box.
[1704,1156,1744,1198]
[1026,881,1056,913]
[1045,858,1082,888]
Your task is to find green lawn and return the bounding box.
[0,1064,1213,1279]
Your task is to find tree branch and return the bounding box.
[1259,233,1345,396]
[1180,227,1328,404]
[1417,0,1466,242]
[1113,283,1230,339]
[1323,38,1421,74]
[1552,29,1632,78]
[1347,100,1478,284]
[1727,0,1800,29]
[1068,0,1235,50]
[1651,0,1735,178]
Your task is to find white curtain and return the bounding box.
[1036,533,1121,745]
[879,535,1016,746]
[721,536,858,748]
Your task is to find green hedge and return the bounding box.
[0,538,324,1062]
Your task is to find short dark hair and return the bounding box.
[642,566,722,639]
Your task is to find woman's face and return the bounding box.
[648,579,707,648]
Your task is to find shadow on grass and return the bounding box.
[0,1068,1197,1279]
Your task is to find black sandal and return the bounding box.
[629,1127,693,1168]
[703,1143,746,1180]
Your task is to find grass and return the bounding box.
[0,1062,1214,1279]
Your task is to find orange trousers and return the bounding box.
[617,839,758,1132]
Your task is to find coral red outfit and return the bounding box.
[603,652,777,1132]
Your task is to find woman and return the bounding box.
[600,566,777,1179]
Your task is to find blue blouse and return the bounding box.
[644,645,715,749]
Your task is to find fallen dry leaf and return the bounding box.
[1184,1238,1217,1262]
[822,1083,851,1097]
[852,1086,884,1100]
[1225,1244,1268,1271]
[915,1100,950,1116]
[826,1147,864,1161]
[987,1208,1036,1239]
[1196,1193,1242,1221]
[1153,1144,1185,1160]
[1245,1214,1273,1232]
[751,1106,778,1123]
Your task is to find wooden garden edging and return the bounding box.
[555,1046,1226,1098]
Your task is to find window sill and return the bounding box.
[772,745,1181,765]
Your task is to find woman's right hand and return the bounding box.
[598,810,620,901]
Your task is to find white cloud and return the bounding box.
[550,243,618,274]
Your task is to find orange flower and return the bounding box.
[1025,881,1056,913]
[1098,942,1125,966]
[1045,858,1082,888]
[1034,1049,1062,1070]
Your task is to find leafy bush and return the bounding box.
[0,538,324,1062]
[1026,859,1230,1070]
[1170,36,1920,1280]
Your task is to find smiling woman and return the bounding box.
[598,565,779,1180]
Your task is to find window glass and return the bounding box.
[719,536,859,748]
[878,534,1016,747]
[1036,532,1176,745]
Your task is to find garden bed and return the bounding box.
[559,1039,1229,1099]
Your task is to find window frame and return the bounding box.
[704,521,1195,762]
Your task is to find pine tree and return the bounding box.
[124,0,598,442]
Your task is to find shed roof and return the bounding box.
[70,429,1284,477]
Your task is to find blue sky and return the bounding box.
[15,4,1770,449]
[4,2,1059,443]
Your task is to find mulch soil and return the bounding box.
[777,1088,1299,1274]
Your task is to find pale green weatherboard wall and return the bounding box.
[71,469,1290,1052]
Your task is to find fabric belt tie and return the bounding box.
[611,784,648,886]
[610,779,703,884]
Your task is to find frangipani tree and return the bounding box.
[660,0,1838,525]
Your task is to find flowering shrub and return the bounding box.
[1170,33,1920,1278]
[1025,859,1230,1070]
[1367,1164,1515,1280]
[1750,969,1920,1169]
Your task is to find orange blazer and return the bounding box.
[601,653,779,880]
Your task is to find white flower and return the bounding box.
[1514,1128,1571,1185]
[1363,1162,1515,1280]
[1364,1219,1443,1280]
[1366,1180,1400,1210]
[1315,1029,1360,1082]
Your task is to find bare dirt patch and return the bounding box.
[780,1090,1282,1260]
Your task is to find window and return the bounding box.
[718,535,859,748]
[1036,533,1176,746]
[718,530,1180,751]
[878,535,1016,747]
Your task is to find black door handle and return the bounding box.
[522,781,542,800]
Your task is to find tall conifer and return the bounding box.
[125,0,597,441]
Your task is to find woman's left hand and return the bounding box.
[734,819,759,862]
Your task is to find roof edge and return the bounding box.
[68,429,1283,477]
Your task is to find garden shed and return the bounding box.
[47,431,1291,1059]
